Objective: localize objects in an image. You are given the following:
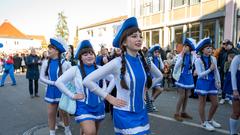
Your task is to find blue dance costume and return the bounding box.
[55,64,115,123]
[174,53,195,89]
[194,56,220,95]
[40,59,71,103]
[83,53,163,135]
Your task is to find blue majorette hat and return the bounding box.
[113,17,138,48]
[148,44,161,54]
[183,38,196,51]
[49,37,66,53]
[0,43,3,48]
[74,40,93,59]
[195,37,212,53]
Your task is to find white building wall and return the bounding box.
[0,38,41,54]
[78,22,122,52]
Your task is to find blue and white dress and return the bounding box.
[83,53,163,135]
[230,55,240,93]
[40,59,71,103]
[55,64,115,123]
[194,55,220,96]
[174,53,195,89]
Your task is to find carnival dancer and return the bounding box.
[40,37,72,135]
[148,44,164,111]
[55,40,115,135]
[173,38,196,121]
[194,37,221,131]
[83,17,163,135]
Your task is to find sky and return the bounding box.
[0,0,128,43]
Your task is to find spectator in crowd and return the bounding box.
[20,53,26,73]
[222,53,236,105]
[13,53,22,73]
[25,48,41,98]
[219,40,238,104]
[217,40,229,103]
[66,45,77,66]
[96,46,110,66]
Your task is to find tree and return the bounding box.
[55,11,69,43]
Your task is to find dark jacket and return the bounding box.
[26,54,40,80]
[217,48,227,71]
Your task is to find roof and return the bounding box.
[0,20,29,39]
[79,15,128,30]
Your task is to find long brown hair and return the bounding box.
[119,27,152,89]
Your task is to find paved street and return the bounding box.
[0,74,233,135]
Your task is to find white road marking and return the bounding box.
[149,113,229,134]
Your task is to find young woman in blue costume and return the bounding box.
[40,37,72,135]
[55,40,115,135]
[229,43,240,135]
[173,38,196,121]
[194,37,221,131]
[148,44,164,111]
[83,17,163,135]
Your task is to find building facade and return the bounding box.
[78,16,128,52]
[129,0,240,49]
[0,20,46,54]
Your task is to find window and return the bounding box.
[161,29,164,47]
[152,30,159,45]
[140,0,144,16]
[191,23,200,42]
[145,32,150,48]
[152,0,162,12]
[202,20,215,46]
[219,18,224,48]
[174,26,184,47]
[113,25,119,36]
[172,0,188,8]
[143,0,152,15]
[190,0,201,5]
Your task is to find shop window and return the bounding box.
[191,23,200,42]
[219,18,224,48]
[152,30,159,45]
[202,20,215,45]
[174,26,183,48]
[146,32,150,48]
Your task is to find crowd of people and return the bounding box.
[1,17,240,135]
